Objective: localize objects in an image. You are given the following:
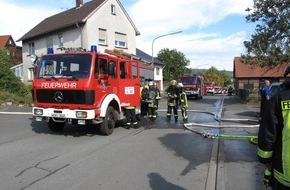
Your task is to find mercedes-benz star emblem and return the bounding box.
[54,91,64,102]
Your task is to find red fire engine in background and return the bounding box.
[32,46,154,135]
[204,81,215,95]
[180,74,205,99]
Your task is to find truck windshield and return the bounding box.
[181,77,197,84]
[36,54,92,79]
[205,82,213,87]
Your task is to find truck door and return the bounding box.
[118,61,140,107]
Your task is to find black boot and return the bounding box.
[125,125,131,130]
[134,124,139,129]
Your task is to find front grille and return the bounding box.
[185,87,193,91]
[36,90,94,104]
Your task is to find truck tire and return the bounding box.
[47,119,65,132]
[100,106,116,135]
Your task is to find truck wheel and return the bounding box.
[100,106,116,135]
[47,119,65,132]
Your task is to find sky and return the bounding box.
[0,0,255,71]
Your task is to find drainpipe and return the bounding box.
[76,23,83,49]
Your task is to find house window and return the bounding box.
[28,67,34,81]
[156,67,160,75]
[98,29,107,45]
[115,33,126,48]
[28,43,35,55]
[58,34,64,47]
[111,4,116,15]
[46,36,53,48]
[11,64,23,78]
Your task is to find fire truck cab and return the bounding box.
[32,46,153,135]
[204,81,215,95]
[180,75,204,99]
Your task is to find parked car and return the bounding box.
[270,82,282,97]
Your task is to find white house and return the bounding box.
[17,0,164,89]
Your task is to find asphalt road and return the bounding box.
[0,94,267,190]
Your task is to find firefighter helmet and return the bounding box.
[170,80,177,86]
[177,83,183,88]
[148,81,154,86]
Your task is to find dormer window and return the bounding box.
[111,4,116,15]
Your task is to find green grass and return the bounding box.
[0,90,33,106]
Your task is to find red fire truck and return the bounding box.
[204,81,215,95]
[32,46,154,135]
[180,74,205,99]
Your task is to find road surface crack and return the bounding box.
[15,156,70,190]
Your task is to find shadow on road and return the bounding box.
[148,172,186,190]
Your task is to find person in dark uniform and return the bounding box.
[257,67,290,190]
[140,84,149,117]
[166,80,179,122]
[123,106,138,129]
[153,82,161,110]
[177,83,188,123]
[147,81,159,121]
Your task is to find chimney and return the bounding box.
[76,0,83,8]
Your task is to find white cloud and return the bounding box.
[0,0,254,71]
[0,0,61,45]
[129,0,253,35]
[128,0,254,71]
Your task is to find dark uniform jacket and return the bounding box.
[258,80,290,187]
[166,85,179,107]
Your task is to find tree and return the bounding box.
[203,66,224,86]
[157,48,191,81]
[0,49,27,95]
[242,0,290,67]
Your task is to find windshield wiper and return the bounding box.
[66,75,79,81]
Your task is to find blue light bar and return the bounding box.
[47,48,54,54]
[91,45,97,52]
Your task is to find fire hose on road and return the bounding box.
[181,96,259,145]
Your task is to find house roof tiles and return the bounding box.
[0,35,15,48]
[233,57,290,78]
[18,0,140,42]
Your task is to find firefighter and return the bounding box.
[147,81,158,121]
[140,84,150,117]
[166,80,179,122]
[257,66,290,189]
[153,82,161,110]
[177,83,188,123]
[123,106,138,129]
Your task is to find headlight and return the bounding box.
[34,108,43,116]
[76,111,87,118]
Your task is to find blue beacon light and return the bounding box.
[91,45,97,52]
[47,48,54,54]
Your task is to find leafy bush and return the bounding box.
[0,49,33,106]
[0,90,33,106]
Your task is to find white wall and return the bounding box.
[21,0,137,83]
[85,0,136,54]
[22,28,82,82]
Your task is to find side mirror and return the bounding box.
[30,54,39,65]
